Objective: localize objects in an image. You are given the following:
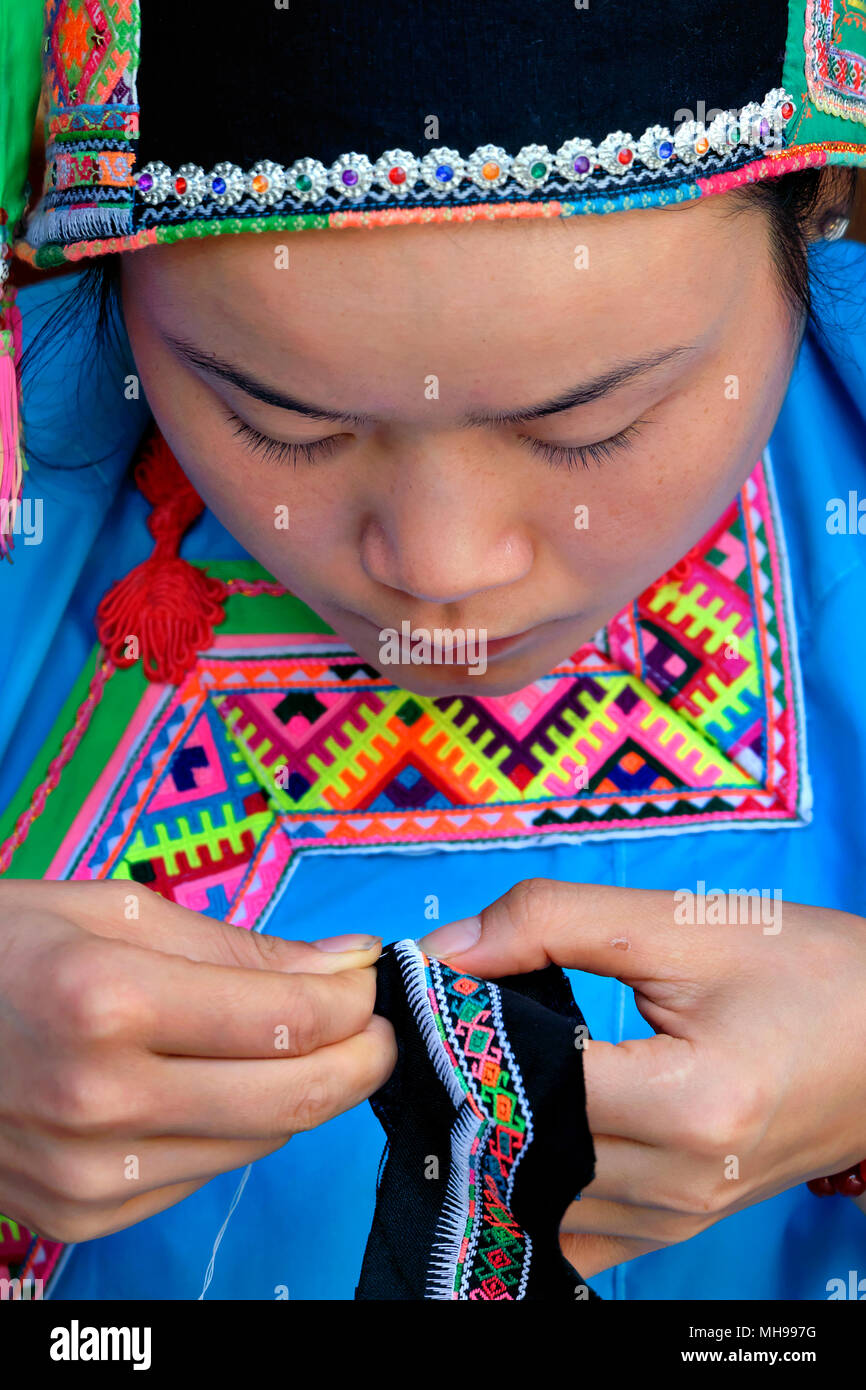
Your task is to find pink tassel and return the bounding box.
[0,278,25,564]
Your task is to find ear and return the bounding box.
[806,166,859,244]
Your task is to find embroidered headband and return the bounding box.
[10,0,866,269]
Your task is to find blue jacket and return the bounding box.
[2,240,866,1300]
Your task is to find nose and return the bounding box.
[358,433,534,605]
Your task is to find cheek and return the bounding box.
[173,437,353,592]
[122,316,349,583]
[593,299,794,572]
[538,370,785,597]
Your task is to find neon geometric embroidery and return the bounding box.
[393,939,533,1300]
[44,455,810,922]
[0,1214,65,1299]
[805,0,866,124]
[0,452,810,1294]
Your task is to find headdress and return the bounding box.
[2,0,865,546]
[14,0,866,268]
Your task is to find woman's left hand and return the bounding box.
[418,880,866,1278]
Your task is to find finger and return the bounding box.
[583,1035,700,1142]
[1,1132,281,1212]
[103,1176,215,1242]
[7,878,382,974]
[0,1152,216,1248]
[128,1014,397,1139]
[559,1230,662,1280]
[416,878,719,983]
[27,1176,216,1246]
[120,948,378,1057]
[559,1193,704,1243]
[574,1131,726,1212]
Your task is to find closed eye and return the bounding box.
[518,420,647,470]
[225,409,346,465]
[224,407,646,471]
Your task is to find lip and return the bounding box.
[346,610,555,664]
[480,628,539,658]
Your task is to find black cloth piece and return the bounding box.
[137,1,790,171]
[356,939,598,1301]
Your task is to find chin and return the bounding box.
[326,606,592,698]
[363,651,569,698]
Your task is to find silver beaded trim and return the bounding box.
[134,88,796,210]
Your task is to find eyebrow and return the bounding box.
[163,334,375,425]
[164,333,694,427]
[466,345,696,424]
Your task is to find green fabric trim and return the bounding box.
[24,242,68,269]
[155,213,332,240]
[784,0,866,148]
[0,560,332,878]
[210,559,335,637]
[25,212,333,268]
[0,648,143,880]
[0,0,44,239]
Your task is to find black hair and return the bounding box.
[724,163,859,336]
[17,164,862,468]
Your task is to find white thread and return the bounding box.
[425,1104,486,1301]
[26,199,132,247]
[393,939,466,1106]
[198,1163,252,1300]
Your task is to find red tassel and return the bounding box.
[96,430,228,684]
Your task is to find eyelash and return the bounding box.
[517,420,646,470]
[225,410,343,466]
[225,410,647,471]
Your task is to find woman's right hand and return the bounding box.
[0,878,395,1244]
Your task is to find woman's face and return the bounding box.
[121,196,796,695]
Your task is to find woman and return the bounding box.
[0,0,865,1300]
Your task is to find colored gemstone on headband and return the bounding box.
[92,84,807,221]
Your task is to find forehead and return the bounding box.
[123,198,765,407]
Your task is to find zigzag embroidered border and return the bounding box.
[392,939,534,1300]
[43,455,810,930]
[0,452,810,1295]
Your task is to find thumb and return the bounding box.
[417,878,707,984]
[7,878,381,975]
[559,1231,661,1282]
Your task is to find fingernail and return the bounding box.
[312,933,381,953]
[417,916,482,959]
